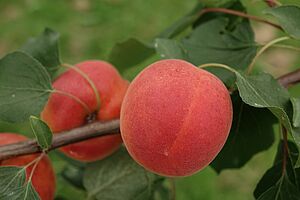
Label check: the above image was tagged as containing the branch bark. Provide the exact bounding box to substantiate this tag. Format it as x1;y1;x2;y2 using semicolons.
0;67;300;161
199;8;283;30
278;68;300;88
265;0;277;7
0;120;120;161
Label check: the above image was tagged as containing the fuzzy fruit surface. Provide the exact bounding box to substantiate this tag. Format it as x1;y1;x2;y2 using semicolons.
42;61;129;162
0;133;56;200
121;59;233;177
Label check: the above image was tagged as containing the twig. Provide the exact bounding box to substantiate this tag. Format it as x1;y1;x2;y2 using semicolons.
246;36;290;74
199;8;283;30
277;68;300;88
265;0;282;7
0;120;120;161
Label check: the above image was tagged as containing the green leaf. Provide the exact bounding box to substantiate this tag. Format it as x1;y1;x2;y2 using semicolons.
235;72;292;131
0;167;40;200
83;148;162;200
183;17;257;68
158;18;257;84
291;98;300;128
0;182;40;200
0;52;52;123
257;176;300;200
108;38;155;73
265;5;300;39
233;72;300;164
0;167;26;194
254;141;300;199
211;93;276;172
154;39;187;59
20;28;61;78
29;116;53;150
157;3;203;39
205;63;300;167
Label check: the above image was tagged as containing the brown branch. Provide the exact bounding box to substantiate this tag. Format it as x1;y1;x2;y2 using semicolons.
0;67;300;161
265;0;277;7
277;68;300;88
0;120;120;161
199;8;283;30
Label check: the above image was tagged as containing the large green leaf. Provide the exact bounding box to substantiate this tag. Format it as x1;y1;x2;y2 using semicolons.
183;18;257;69
157;3;203;39
265;5;300;39
157;18;257;84
211;93;276;172
254;141;300;199
29;116;53;150
83;148;162;200
0;167;40;200
108;38;155;73
0;52;52;123
0;182;40;200
20;28;61;78
154;39;186;59
234;72;300;165
0;167;26;194
235;72;292;131
257;176;300;200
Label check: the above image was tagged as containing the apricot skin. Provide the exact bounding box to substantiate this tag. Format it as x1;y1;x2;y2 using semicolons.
42;61;129;162
120;59;233;177
0;133;56;200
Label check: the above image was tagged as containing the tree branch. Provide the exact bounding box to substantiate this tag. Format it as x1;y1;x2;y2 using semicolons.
278;68;300;88
0;120;120;161
265;0;281;7
0;67;300;161
199;8;283;30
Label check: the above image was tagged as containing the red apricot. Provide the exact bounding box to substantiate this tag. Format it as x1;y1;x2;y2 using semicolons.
42;61;129;162
0;133;56;200
120;59;233;177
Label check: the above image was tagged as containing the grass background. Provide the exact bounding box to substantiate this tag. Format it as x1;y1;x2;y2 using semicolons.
0;0;300;199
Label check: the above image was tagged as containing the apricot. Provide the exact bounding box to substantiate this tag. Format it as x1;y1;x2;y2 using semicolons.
0;133;56;200
42;61;129;162
120;59;232;177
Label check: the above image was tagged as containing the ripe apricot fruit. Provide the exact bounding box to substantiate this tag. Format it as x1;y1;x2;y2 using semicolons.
0;133;56;200
120;59;233;177
42;61;129;162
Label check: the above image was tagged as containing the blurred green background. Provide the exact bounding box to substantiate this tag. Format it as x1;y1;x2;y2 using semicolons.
1;0;300;199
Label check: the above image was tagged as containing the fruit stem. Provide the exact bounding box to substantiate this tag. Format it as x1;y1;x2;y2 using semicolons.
52;89;91;114
198;63;237;75
169;178;176;200
246;36;291;74
61;63;101;111
265;0;282;7
266;44;300;52
27;153;45;182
